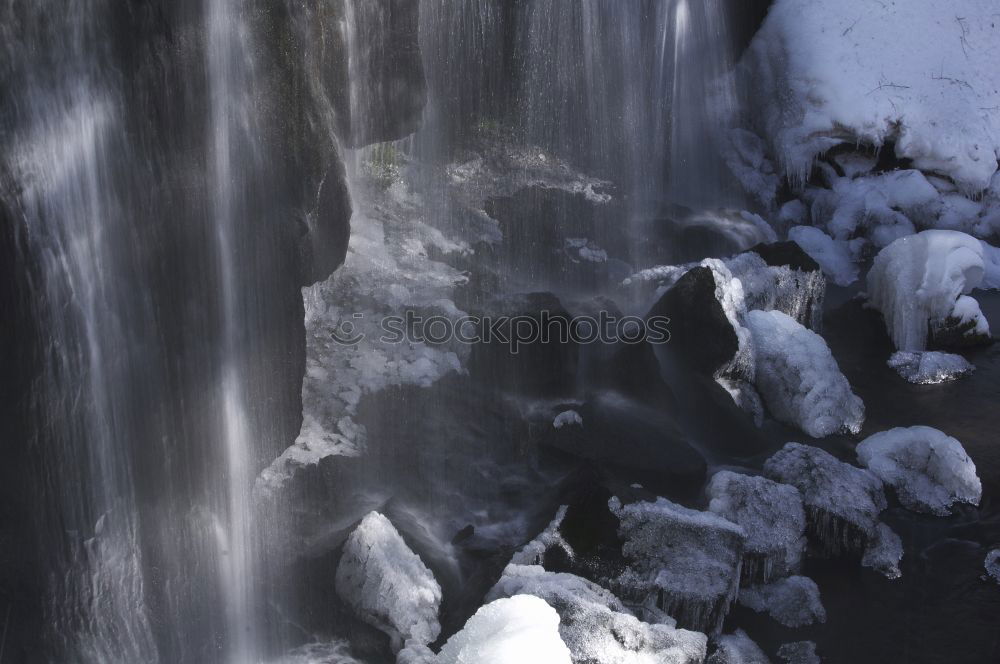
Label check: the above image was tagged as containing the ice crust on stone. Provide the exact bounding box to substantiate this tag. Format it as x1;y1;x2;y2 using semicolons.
487;564;708;664
738;576;826;628
861;522;903;580
764;443;887;556
746;310;864;438
788;226;860;286
739;0;1000;193
706;471;806;583
510;505;571;567
436;595;572;664
856;426;982;516
334;512;442;654
707;630;772;664
726;252;825;332
887;351;975;384
777;642;820;664
611;497;745;635
553;410;584;429
269;640;367;664
866;231;991;351
985;549;1000;584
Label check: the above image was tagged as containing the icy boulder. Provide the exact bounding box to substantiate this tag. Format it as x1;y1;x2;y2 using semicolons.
764;443;887;555
437;595;572;664
610;497;745;634
726;249;825;332
738;576;826;628
887;351;974;384
707;630;771;664
487;564;708;664
856;426;982;515
739;0;1000;193
746;310;864;437
334;512;442;654
788;226;860;286
861;522;903;580
985;549;1000;584
867;231;991;351
706;471;806;583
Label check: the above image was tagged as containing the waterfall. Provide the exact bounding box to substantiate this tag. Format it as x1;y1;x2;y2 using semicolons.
206;0;262;660
1;2;159;660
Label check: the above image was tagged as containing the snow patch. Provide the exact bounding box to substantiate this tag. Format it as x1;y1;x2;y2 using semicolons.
708;630;771;664
553;410;583;429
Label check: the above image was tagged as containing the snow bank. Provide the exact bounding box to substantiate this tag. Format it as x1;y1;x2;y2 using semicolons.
746;310;864;438
334;512;442;653
777;642;820;664
866;230;990;351
437;595;572;664
862;522;904;580
707;630;771;664
788;226;860;286
553;410;583;429
887;351;975;384
856;426;982;515
985;549;1000;584
738;576;826;628
487;564;707;664
764;443;887;556
740;0;1000;193
611;497;745;634
706;471;806;583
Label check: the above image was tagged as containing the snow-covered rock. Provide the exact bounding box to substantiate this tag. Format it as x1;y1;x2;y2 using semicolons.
706;471;806;583
738;576;826;628
764;443;887;556
553;410;583;429
746;310;864;437
867;231;991;351
707;630;771;664
788;226;860;286
610;497;745;634
985;549;1000;584
887;351;975;384
777;642;820;664
862;522;904;580
856;426;982;515
437;595;572;664
334;512;442;653
739;0;1000;194
487;564;708;664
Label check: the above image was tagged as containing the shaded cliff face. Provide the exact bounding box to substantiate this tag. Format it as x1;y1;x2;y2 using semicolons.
0;0;425;661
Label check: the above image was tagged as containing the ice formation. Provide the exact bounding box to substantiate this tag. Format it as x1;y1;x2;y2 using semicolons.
510;505;571;567
737;576;826;628
788;226;860;286
739;0;1000;193
746;310;864;438
436;595;572;664
706;471;806;583
610;497;745;634
856;426;982;515
334;512;442;654
861;522;904;580
866;231;991;351
487;564;708;664
777;642;820;664
887;351;975;384
985;549;1000;584
726;252;825;332
707;630;771;664
764;443;887;555
553;410;584;429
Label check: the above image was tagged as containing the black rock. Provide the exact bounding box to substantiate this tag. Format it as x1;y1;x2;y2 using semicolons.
749;240;820;273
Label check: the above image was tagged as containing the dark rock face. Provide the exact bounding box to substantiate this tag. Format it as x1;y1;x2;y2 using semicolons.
468;292;580;397
649;266;739;377
749;240;820;273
